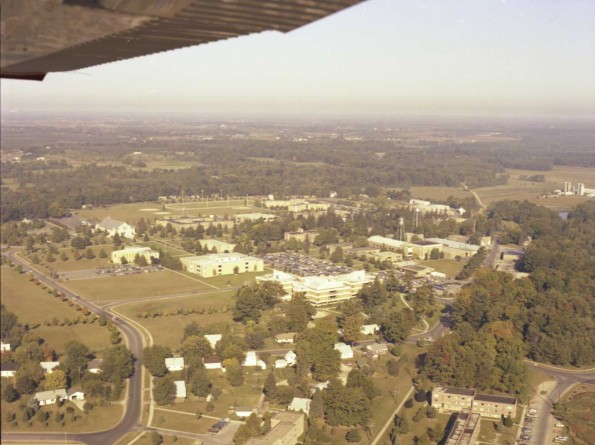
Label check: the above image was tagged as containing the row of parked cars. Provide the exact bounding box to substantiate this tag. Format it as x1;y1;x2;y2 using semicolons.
208;418;230;434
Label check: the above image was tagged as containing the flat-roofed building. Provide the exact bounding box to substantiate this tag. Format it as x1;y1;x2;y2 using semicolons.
245;411;304;445
234;213;277;223
181;253;263;277
427;237;479;259
432;386;517;419
200;239;236;253
409;240;443;260
157;216;235;231
397;263;434;277
111;247;159;264
432;386;476;412
368;235;408;254
444;409;481;445
284;229;319;243
367;251;402;263
257;269;370;306
472;393;517;419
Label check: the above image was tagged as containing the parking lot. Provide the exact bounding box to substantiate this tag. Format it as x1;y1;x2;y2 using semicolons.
259;252;353;276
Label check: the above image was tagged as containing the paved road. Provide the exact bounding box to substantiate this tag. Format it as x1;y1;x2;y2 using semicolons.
2;249;146;445
523;361;595;445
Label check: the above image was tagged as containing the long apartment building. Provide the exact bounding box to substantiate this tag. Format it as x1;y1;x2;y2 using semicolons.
432;386;517;419
368;235;443;260
256;269;370;306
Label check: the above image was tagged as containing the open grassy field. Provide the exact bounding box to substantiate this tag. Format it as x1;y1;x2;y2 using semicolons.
419;258;467;278
475;166;595;210
115;432;195;445
64;269;212;301
116;291;236;349
1;265;81;324
558;389;595;445
152;409;214;434
0;398;123;433
35;324;111;353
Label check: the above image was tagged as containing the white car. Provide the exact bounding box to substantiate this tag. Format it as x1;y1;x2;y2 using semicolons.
554;435;569;442
555;422;565;428
528;408;537;414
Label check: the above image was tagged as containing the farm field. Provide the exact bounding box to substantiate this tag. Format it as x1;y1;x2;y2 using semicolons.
475;166;595;210
64;269;211;301
408;186;471;201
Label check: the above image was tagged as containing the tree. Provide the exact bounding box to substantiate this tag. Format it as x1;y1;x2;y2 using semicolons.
323;380;371;426
358;278;388;309
286;293;316;332
98;248;108;258
387;358;400;376
85;247;95;259
503;413;513;427
182;321;202;339
63;340;90;382
274;386;295;405
330;247;344;263
310;389;324;418
101;345;133;381
223;358;243;386
189;366;212;397
112;232;122;247
150;431;163;445
2;384;19;403
346;369;380;400
233;412;264;444
299;319;341;381
143;345;172;377
381;309;415;344
180;336;212;362
263;372;277;400
394;415;410;434
153;377;176;406
44;370;67;390
346;429;362;443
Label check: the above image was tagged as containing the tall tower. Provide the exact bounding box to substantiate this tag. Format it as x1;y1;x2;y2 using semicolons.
414;208;420;230
577;183;585;196
397;217;405;241
564;182;572;194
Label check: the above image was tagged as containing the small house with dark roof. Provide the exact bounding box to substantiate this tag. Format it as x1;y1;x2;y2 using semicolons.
1;362;17;378
203;355;222;370
87;358;103;374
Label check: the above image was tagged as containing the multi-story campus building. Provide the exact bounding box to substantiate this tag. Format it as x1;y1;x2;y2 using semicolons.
199;239;236;253
181;253;263;277
111;247;159;264
432;386;517;419
256;269;370;306
367;235;443;260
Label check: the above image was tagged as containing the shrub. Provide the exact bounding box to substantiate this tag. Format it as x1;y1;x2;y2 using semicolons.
346;428;362;443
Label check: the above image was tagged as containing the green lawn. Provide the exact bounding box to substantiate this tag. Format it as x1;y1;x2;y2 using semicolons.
1;398;123;433
64;269;212;301
1;266;81;324
419;258;467;278
35;324;111;353
51;245;114;272
116;290;236;348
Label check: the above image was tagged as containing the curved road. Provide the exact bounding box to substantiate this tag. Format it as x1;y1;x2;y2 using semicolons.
2;249;146;445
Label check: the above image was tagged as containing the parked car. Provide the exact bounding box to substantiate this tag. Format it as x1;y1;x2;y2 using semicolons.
555;422;565;428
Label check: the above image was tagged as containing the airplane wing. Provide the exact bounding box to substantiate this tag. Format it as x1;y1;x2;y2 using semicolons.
1;0;363;81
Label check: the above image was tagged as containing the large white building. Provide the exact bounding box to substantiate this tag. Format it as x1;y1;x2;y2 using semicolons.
181;253;264;277
256;269;370;306
111;246;160;264
96;217;136;239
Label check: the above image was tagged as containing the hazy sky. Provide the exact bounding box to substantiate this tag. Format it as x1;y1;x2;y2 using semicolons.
2;0;594;119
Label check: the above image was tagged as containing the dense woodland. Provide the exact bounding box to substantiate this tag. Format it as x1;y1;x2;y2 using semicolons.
422;201;595;394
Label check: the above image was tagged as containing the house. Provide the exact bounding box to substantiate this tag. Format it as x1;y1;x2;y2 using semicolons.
274;359;288;369
1;362;17;378
360;324;380;335
67;388;85;401
96;217;136;239
111;247;159;265
243;351;258;367
174;381;187;399
87;358;103;374
284;350;297;366
165;357;185;372
245;411;305;445
204;334;222;349
356;358;370;370
275;333;297;344
365;343;389;359
256;359;267;370
35;389;68;406
334;343;354;360
40;361;60;374
288;397;311;415
235;406;255;418
0;341;10;352
181;253;264;277
203;355;222;370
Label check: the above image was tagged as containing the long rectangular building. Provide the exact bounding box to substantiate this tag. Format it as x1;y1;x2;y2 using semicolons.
444;409;481;445
181;253;263;277
432;386;517;419
256;269;370;306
